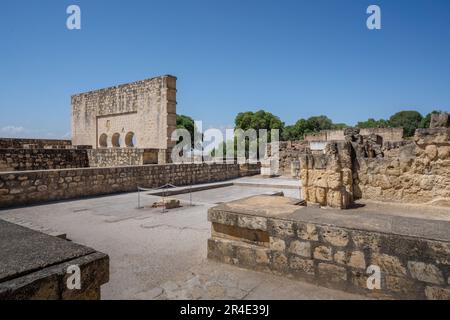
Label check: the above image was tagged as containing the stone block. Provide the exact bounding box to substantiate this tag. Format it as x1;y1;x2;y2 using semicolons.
321;226;349;247
317;263;347;283
407;261;445;285
313;245;332;261
288;240;311;258
372;253;407;276
289;257;314;275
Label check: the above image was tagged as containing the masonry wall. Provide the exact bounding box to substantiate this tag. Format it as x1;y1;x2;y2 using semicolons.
355;128;450;206
278;141;309;178
0;149;90;172
0;138;72;149
87;148;162;167
208;208;450;299
71;75;177;150
304;128;404;143
301;128;450;208
0;163;260;208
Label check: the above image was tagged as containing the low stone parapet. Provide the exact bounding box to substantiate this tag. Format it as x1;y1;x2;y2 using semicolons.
207;195;450;299
0;162;260;208
0;220;109;300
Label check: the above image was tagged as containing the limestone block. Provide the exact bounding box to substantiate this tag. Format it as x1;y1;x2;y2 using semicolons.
334;251;366;269
313;245;332;261
424;286;450;300
321;227;349;247
326;189;343;208
269;219;295;237
407;261;445;285
289;256;314;275
288;240;311;258
269;237;286;251
297;223;319;241
372;253;407;276
237;215;267;231
317;263;347;283
315;187;327;206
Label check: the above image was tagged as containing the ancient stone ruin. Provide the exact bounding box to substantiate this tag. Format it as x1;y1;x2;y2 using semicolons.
300;115;450;209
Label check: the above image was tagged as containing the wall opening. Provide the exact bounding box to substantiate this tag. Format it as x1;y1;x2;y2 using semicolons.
125;132;135;148
99;134;108;148
112;133;121;148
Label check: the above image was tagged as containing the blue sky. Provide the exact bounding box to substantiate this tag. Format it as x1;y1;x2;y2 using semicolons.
0;0;449;138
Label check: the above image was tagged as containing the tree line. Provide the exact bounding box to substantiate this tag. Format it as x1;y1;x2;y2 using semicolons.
176;109;444;152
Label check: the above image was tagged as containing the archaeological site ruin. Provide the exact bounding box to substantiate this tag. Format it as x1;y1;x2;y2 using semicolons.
1;74;450;300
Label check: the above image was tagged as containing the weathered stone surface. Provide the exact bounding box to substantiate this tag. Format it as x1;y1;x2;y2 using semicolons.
318;263;347;283
0;220;109;300
385;275;421;297
297;223;319;241
289;257;314;275
268;219;295;237
321;226;349;247
430;112;450;128
313;246;332;261
237;215;267;231
424;286;450;300
407;261;445;285
288;240;311;258
334;251;366;269
272;252;288;271
372;254;407;276
269;237;286;251
72;76;177;155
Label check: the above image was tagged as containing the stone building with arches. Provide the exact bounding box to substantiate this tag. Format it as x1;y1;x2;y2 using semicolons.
71;75;177;165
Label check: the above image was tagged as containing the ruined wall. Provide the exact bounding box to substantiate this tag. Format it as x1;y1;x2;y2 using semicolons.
301;126;450;208
304;128;403;143
71;75;177;152
0;163;260;208
300;141;354;209
278;141;309;177
355;128;450;206
360;128;404;141
0;149;89;172
0;138;72;149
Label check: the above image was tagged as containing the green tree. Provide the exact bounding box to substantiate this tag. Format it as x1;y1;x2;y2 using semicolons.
281;115;346;141
235;110;284;139
356;118;390;129
389;111;423;137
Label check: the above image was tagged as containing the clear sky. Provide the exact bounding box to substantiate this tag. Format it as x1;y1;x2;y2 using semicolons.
1;0;449;138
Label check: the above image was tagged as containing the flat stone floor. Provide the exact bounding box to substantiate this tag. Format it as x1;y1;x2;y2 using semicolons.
0;177;364;300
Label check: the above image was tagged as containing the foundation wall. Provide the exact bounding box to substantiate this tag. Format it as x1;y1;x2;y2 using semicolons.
208;208;450;300
0;163;260;208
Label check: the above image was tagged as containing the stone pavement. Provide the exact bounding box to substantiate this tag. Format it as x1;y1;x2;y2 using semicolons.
142;260;366;300
0;177;363;300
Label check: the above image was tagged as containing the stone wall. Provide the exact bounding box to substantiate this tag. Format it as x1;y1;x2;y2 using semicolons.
87;148;164;167
355;128;450;206
0;149;90;172
71;75;177;152
278;141;308;178
207;196;450;299
300;126;450;208
0;163;260;208
304;128;403;143
300;141;354;209
0;138;72;149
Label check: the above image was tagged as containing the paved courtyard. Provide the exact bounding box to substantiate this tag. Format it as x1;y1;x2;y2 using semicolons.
0;177;365;300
